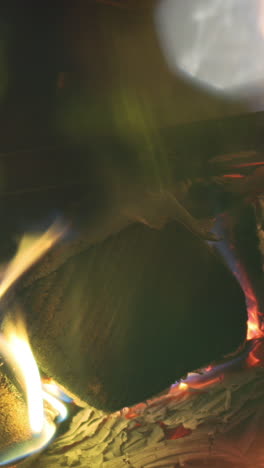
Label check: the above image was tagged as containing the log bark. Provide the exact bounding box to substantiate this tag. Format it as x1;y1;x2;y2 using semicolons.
20;341;264;468
3;115;264;414
0;3;263;465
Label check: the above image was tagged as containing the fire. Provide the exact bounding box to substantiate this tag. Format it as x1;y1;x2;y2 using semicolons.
211;214;264;341
178;382;188;391
235;267;264;341
3;319;44;434
0;221;66;300
0;318;69;466
0;221;69;465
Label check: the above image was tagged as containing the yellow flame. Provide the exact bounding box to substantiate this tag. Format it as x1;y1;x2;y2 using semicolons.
0;221;66;300
247;319;261;340
0;221;67;434
0;222;68;464
3;319;44;434
178;382;188;391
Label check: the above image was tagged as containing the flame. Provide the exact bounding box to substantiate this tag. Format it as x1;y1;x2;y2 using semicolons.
0;317;69;466
0;422;56;467
3;319;44;434
211;214;264;341
0;221;66;300
236;269;264;341
247;351;261;367
0;221;69;465
178;382;189;391
42;380;73;403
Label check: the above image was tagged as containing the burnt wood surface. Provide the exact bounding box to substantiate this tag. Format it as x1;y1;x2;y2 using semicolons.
13;220;247;412
20;343;264;468
17;203;264;468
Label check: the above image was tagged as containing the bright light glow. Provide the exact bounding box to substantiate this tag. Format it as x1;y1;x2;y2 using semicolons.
155;0;264;94
0;419;56;466
0;320;67;466
178;382;188;391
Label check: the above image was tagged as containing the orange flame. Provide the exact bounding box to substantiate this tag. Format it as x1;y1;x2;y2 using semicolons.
238;272;263;341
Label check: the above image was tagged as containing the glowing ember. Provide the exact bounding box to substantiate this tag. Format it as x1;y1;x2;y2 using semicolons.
223;174;245;179
231;161;264;168
246;350;261;367
235;266;263;340
178;382;189;391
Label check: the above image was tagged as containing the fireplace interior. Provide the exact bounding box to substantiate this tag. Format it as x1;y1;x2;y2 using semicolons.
0;1;264;467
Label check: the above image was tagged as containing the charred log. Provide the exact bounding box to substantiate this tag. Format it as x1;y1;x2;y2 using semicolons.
20;343;264;468
10;220;247;412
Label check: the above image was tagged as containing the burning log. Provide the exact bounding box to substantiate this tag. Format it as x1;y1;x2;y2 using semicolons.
0;3;263;465
0;116;262;462
0;167;260;466
13;219;247;412
19;341;264;468
0;318;70;466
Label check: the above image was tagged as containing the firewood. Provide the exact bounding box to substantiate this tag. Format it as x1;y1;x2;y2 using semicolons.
12;220;247;412
20;343;264;468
